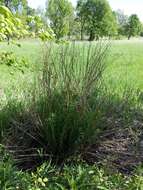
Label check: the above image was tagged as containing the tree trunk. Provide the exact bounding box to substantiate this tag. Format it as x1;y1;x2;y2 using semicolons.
81;30;83;40
68;32;71;40
80;18;84;41
128;34;131;40
7;35;10;45
89;31;95;41
80;24;84;40
96;35;99;41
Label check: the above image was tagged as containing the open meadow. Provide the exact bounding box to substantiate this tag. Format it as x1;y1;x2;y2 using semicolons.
0;39;143;189
1;39;143;88
1;0;143;188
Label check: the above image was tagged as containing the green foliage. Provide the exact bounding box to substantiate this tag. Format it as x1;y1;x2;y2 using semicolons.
0;145;17;189
125;14;141;39
115;9;128;27
76;0;117;40
0;51;29;72
140;23;143;37
46;0;74;39
0;156;143;190
76;0;87;40
0;0;28;13
114;10;128;36
26;15;42;33
0;96;28;142
26;15;55;41
0;5;54;43
0;5;28;41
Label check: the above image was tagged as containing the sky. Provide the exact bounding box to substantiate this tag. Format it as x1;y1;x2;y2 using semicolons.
28;0;143;22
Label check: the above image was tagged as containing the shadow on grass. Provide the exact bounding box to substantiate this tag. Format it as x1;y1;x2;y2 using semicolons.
84;89;143;174
0;88;143;173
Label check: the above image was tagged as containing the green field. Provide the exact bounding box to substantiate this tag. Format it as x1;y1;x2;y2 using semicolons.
106;40;143;91
0;40;40;91
1;40;143;189
1;0;143;188
1;39;143;92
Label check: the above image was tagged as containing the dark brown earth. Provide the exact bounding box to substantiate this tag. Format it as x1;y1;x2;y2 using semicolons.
3;110;143;173
84;116;143;174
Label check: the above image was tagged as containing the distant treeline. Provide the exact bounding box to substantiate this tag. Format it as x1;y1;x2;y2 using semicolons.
0;0;142;41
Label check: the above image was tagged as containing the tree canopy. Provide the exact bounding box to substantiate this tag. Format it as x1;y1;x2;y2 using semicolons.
46;0;74;39
0;5;55;42
0;0;142;41
0;5;27;41
76;0;117;40
125;14;141;40
0;0;28;13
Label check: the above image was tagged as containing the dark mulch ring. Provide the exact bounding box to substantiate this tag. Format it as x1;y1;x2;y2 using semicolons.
2;112;143;174
83;116;143;174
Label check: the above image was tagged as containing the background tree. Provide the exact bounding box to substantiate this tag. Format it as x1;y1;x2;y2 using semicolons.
0;0;28;13
140;23;143;37
76;0;117;41
100;10;118;38
125;14;141;40
76;0;87;40
25;4;35;16
114;9;128;36
46;0;74;39
115;9;128;26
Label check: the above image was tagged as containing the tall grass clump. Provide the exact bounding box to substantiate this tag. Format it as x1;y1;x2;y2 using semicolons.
33;42;109;159
3;42;109;166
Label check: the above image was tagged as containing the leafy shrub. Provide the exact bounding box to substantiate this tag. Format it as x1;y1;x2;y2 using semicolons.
0;51;29;72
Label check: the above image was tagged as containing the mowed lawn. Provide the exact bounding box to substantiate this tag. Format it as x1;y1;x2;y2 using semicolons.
0;39;143;94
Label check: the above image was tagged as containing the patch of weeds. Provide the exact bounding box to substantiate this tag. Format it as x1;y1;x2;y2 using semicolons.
0;97;29;142
1;42;109;168
0;51;29;73
0;144;19;190
0;156;143;190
